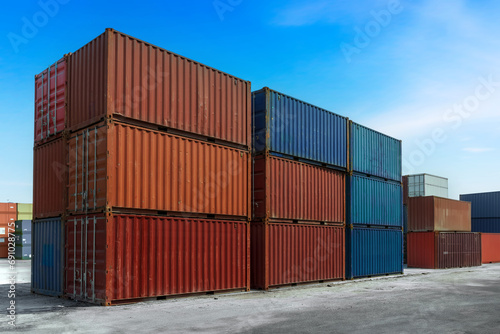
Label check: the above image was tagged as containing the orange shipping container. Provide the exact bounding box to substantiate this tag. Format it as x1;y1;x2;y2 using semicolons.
68;29;251;148
407;196;471;232
253;154;345;223
481;233;500;264
67;121;250;219
33;137;68;219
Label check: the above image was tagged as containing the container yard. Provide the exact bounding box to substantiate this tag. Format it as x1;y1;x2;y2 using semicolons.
2;2;500;332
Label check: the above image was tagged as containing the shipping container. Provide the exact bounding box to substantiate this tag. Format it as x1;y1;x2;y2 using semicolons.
35;56;67;144
350;122;401;182
253;154;345;223
0;243;8;258
345;227;403;279
15;232;31;245
15;245;31;260
347;174;402;227
33;137;67;219
403;176;408;206
406;174;448;199
481;234;500;264
471;218;500;233
252;87;348;169
0;202;17;223
65;214;249;305
68;28;251;148
15;220;32;234
251;222;344;290
67;121;250;219
460;191;500;218
403;205;408;264
407;196;471;232
17;203;33;220
407;232;481;269
32;217;65;297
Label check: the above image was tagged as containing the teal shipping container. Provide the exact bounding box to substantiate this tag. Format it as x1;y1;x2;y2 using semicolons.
350;121;402;182
347;174;402;227
346;226;403;279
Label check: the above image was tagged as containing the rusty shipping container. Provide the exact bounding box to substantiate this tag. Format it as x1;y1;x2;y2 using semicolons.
407;196;471;232
65;214;249;305
35;56;68;144
407;232;481;269
67;121;250;219
253;154;345;223
33;137;68;219
481;233;500;264
251;222;344;290
68;28;251;148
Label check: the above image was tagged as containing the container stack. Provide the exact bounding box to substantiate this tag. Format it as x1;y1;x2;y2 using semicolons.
0;203;17;258
346;123;403;279
460;191;500;263
32;29;252;305
402;174;449;263
407;197;481;269
251;88;347;289
15;220;32;259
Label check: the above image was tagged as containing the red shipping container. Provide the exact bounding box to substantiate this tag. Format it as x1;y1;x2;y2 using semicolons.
67;121;250;219
253;154;345;223
68;28;251;148
33;137;67;219
481;233;500;264
35;56;67;144
251;222;344;290
65;214;249;305
407;232;481;269
407;196;471;232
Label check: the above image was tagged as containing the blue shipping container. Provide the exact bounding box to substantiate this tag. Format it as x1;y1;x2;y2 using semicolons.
471;218;500;233
252;87;348;169
350;121;402;182
32;217;64;297
346;227;403;279
15;220;32;233
460;191;500;218
15;245;31;260
347;174;402;227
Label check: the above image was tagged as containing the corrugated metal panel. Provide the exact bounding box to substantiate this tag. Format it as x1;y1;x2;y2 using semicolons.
471;218;500;233
253;155;345;223
350;121;401;182
65;214;249;305
35;56;67;144
407;174;448;198
407;232;481;269
251;222;344;290
32;217;65;297
481;234;500;263
252;88;348;169
460;191;500;218
407;196;471;232
67;121;250;219
403;176;408;206
347;174;402;227
68;29;251;148
17;203;33;220
346;227;403;279
33;137;67;219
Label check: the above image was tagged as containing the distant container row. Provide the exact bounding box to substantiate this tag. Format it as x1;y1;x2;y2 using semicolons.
0;203;33;258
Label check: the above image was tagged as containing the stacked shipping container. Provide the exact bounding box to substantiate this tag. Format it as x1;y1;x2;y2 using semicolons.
15;220;32;259
0;203;17;258
251;88;347;289
346;122;403;279
32;29;251;304
460;191;500;263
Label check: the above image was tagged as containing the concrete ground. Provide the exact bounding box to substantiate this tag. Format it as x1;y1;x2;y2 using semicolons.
1;259;499;334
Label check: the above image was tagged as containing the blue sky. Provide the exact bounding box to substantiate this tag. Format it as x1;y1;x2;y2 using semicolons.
0;0;499;202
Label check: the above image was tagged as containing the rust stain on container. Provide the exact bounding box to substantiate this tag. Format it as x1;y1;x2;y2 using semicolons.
251;222;345;290
481;233;500;264
33;137;68;219
407;196;471;232
65;214;249;305
253;154;345;223
407;232;481;269
67;121;250;219
68;29;251;148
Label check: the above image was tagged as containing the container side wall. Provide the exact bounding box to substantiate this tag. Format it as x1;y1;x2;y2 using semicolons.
460;192;500;218
436;233;481;269
481;234;500;263
472;218;500;233
407;232;435;269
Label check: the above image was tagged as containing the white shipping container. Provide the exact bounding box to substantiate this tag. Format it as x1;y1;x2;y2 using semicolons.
407;174;448;199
